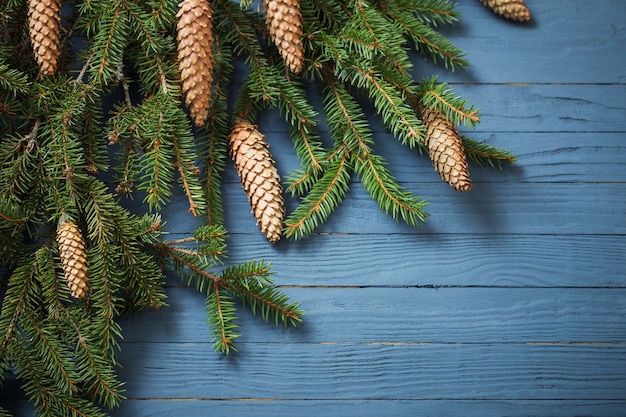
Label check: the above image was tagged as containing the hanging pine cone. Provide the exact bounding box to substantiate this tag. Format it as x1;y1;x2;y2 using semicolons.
176;0;214;127
229;121;285;243
27;0;62;76
263;0;305;74
57;219;89;299
480;0;532;22
421;107;472;192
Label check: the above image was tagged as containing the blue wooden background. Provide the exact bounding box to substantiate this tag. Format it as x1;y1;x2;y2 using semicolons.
4;0;626;415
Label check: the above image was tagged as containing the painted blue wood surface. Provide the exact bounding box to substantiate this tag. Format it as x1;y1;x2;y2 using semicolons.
3;0;626;416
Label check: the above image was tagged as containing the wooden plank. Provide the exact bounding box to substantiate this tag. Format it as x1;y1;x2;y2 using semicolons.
157;182;626;235
118;287;626;345
420;0;626;84
111;399;626;417
113;343;626;400
219;234;626;287
4;398;626;417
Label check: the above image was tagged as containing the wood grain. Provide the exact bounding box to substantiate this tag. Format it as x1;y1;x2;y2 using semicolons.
110;343;626;400
117;287;626;344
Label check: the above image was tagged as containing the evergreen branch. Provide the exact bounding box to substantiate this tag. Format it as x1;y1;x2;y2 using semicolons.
124;1;177;95
461;135;517;168
10;339;61;417
21;311;78;397
214;0;266;68
0;61;29;95
172;132;203;217
285;166;320;197
285;152;352;239
353;152;429;226
219;260;273;284
229;282;303;327
396;0;460;27
62;309;124;409
166;251;218;294
386;6;467;70
275;78;326;171
34;242;65;319
418;76;480;127
350;0;411;74
206;285;239;353
85;0;129;85
202;44;232;225
323;74;373;153
194;224;228;265
339;64;423;148
0;132;44;207
301;0;349;32
0;256;39;359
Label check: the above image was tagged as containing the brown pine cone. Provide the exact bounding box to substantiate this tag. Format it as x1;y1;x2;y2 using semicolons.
27;0;62;75
421;107;472;192
57;219;89;299
480;0;532;22
263;0;305;73
176;0;214;127
229;121;285;243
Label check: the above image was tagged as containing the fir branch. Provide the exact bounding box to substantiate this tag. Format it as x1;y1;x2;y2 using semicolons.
285;152;352;239
353;152;429;226
0;255;39;359
385;5;467;70
202;42;232;226
82;0;130;86
339;63;424;148
323;74;373;153
220;260;302;327
461;135;517;168
124;1;178;95
206;285;239;353
229;281;303;327
172;125;204;217
275;78;326;172
418;76;480;127
0;61;29;95
396;0;460;27
61;309;124;410
21;311;79;397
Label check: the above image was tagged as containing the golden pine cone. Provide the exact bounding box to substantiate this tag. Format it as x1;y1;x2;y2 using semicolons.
27;0;62;75
480;0;532;22
229;121;285;243
264;0;304;73
57;219;89;299
176;0;214;127
421;107;472;192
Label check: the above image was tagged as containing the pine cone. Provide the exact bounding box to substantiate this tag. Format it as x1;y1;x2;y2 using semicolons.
176;0;214;127
229;121;285;243
480;0;532;22
27;0;62;75
421;107;472;192
57;219;89;299
264;0;304;73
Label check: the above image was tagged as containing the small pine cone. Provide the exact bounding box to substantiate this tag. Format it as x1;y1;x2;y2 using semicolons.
27;0;62;75
480;0;532;22
229;121;285;243
57;219;89;299
176;0;214;127
264;0;304;73
421;107;472;192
